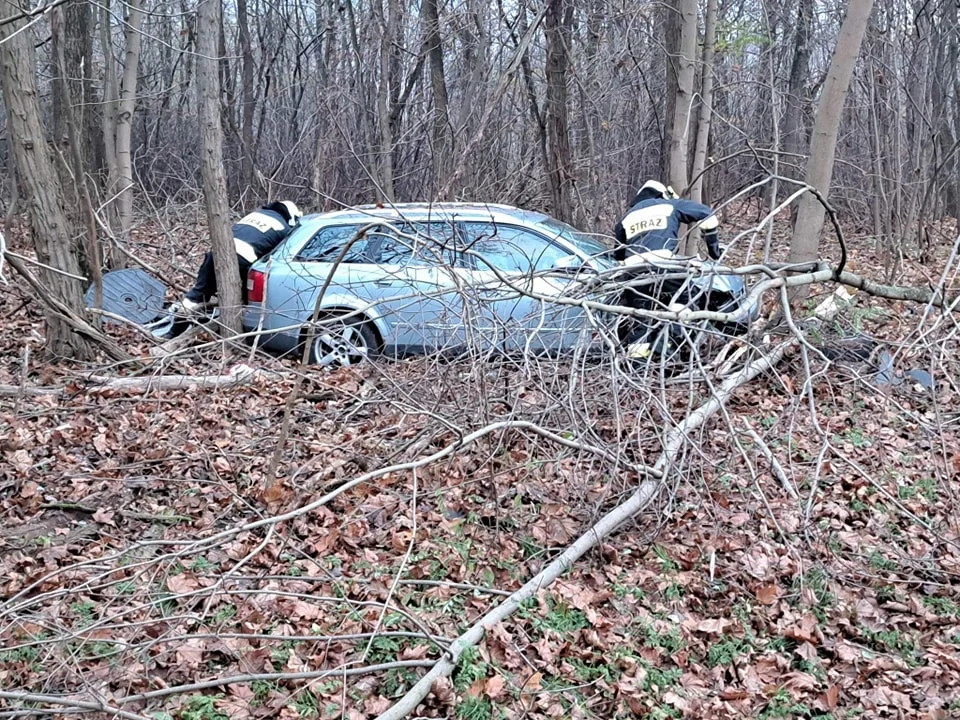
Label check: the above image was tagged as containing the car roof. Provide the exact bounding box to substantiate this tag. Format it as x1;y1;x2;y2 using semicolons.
303;202;551;227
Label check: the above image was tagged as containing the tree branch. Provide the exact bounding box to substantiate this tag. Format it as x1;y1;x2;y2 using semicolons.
375;339;796;720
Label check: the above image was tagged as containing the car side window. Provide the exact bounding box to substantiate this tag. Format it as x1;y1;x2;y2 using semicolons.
372;222;461;267
461;223;569;274
296;224;374;263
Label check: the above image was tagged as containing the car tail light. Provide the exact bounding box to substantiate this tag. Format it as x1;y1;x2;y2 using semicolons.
247;269;266;303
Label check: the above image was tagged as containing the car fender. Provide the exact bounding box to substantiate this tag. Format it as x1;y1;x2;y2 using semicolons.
304;289;391;342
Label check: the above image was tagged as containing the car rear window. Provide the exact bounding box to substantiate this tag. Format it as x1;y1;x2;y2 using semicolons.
296;224;374;263
371;222;460;266
295;221;461;266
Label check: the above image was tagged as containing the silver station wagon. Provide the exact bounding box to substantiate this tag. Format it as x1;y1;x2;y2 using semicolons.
241;203;619;365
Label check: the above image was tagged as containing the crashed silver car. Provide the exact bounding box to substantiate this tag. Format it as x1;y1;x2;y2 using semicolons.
241;203;619;364
241;203;758;365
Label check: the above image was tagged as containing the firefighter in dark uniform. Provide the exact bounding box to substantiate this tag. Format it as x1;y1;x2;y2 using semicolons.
180;200;303;312
613;180;722;352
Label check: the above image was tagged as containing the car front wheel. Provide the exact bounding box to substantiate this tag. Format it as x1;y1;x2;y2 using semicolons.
306;314;378;367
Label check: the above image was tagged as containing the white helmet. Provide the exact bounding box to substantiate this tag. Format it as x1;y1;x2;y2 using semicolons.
638;180;679;199
279;201;303;224
639;179;669;197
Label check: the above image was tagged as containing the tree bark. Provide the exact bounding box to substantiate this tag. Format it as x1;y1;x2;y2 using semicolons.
667;0;697;192
100;0;119;226
782;0;815;181
686;0;718;254
0;0;98;360
788;0;875;270
113;0;144;244
196;0;242;334
237;0;257;198
375;0;397;201
422;0;450;193
544;0;574;223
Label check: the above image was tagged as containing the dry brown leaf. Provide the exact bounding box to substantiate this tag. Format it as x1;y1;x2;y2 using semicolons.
520;672;543;694
755;583;779;605
696;617;731;634
166;573;200;595
821;685;840;710
484;674;505;699
176;638;205;669
362;696;392;714
290;600;322;620
399;644;430;661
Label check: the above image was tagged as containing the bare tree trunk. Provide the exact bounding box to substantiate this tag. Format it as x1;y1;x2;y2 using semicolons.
51;5;103;321
375;0;397;201
789;0;875;270
0;0;98;359
689;0;717;203
114;0;143;242
422;0;450;194
544;0;574;223
782;0;815;181
100;0;119;234
197;0;242;334
686;0;718;254
237;0;258;199
667;0;697;192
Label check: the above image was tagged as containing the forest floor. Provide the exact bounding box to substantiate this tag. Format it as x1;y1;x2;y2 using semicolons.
1;205;959;720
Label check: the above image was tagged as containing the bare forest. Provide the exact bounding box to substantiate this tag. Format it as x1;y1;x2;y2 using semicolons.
1;0;959;718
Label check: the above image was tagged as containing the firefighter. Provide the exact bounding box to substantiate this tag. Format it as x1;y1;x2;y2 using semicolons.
612;180;721;355
180;200;303;313
614;180;721;260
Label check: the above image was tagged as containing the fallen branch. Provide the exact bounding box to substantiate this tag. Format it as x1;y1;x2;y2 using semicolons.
375;339;796;720
742;421;798;499
0;364;273;398
0;383;64;398
0;692;149;720
148;323;206;357
85;363;268;393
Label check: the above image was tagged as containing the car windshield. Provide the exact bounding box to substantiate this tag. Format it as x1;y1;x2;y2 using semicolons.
536;218;617;269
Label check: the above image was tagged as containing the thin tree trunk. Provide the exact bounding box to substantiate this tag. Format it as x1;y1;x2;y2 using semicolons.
545;0;574;223
667;0;697;192
422;0;450;194
100;0;119;233
196;0;242;334
114;0;143;242
687;0;718;254
782;0;815;180
374;0;397;201
0;0;97;359
237;0;257;199
788;0;876;271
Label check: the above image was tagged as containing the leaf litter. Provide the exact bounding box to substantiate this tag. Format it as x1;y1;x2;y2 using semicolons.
0;213;958;719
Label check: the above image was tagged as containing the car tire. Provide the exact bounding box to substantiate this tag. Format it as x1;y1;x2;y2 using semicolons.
304;314;379;367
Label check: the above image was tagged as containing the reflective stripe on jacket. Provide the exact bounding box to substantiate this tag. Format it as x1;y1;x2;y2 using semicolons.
232;207;295;262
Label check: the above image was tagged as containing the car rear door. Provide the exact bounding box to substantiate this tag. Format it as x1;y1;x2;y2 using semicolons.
352;221;465;355
253;222;375;336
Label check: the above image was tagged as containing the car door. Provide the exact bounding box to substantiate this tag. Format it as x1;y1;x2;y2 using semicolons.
260;222;375;331
458;223;584;352
353;221;465;355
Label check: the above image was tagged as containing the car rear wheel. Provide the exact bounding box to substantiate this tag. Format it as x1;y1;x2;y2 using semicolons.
306;314;378;367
